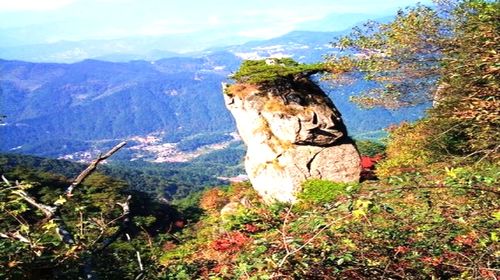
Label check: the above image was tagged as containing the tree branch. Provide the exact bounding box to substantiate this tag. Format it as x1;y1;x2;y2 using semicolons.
97;195;132;251
85;195;134;280
0;231;30;243
66;141;127;197
12;189;56;218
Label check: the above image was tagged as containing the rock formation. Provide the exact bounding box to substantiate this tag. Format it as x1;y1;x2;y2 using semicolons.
223;77;361;203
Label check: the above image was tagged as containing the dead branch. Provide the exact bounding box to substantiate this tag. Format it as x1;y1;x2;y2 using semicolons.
12;189;56;218
2;142;128;279
66;141;127;196
85;195;135;280
116;196;131;215
3;141;127;247
0;231;31;243
280;206;293;255
97;195;132;251
52;142;126;244
54;216;75;244
125;232;144;278
2;175;12;186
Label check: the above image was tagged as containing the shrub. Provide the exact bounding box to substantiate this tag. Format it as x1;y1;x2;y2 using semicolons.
377;118;473;178
298;179;358;204
199;188;229;213
355;140;386;157
230;58;325;85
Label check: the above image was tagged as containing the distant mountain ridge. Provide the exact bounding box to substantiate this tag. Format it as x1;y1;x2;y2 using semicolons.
0;12;383;63
0;30;343;63
1;54;238;150
0;30;428;160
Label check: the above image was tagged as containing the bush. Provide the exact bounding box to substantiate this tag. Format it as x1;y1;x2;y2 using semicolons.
199;188;229;213
377;118;473;178
230;58;325;85
355;139;386;157
298;179;358;204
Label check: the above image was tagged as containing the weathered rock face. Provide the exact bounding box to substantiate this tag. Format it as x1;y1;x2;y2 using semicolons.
223;78;361;203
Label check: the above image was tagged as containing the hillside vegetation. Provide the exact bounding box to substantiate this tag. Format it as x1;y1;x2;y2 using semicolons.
230;58;325;85
0;0;498;279
157;0;500;278
0;41;426;158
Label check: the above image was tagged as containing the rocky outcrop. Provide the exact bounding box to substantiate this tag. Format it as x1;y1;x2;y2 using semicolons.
223;78;361;203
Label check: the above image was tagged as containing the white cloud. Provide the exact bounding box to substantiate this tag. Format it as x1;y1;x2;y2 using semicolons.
0;0;75;11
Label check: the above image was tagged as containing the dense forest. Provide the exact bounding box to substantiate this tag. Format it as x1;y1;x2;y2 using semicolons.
0;40;425;159
0;142;246;200
1;0;498;279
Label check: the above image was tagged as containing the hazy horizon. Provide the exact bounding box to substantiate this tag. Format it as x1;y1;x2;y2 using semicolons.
1;0;432;47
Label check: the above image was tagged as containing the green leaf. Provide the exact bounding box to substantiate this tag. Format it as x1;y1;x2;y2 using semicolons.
491;232;498;242
20;224;30;234
492;211;500;221
54;196;67;206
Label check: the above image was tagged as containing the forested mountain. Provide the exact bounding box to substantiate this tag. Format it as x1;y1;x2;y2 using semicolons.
0;146;245;199
0;0;497;279
0;54;237;153
0;30;427;159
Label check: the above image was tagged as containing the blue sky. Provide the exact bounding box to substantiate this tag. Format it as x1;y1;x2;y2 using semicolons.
0;0;432;43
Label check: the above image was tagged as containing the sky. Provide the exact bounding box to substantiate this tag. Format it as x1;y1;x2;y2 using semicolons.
0;0;433;44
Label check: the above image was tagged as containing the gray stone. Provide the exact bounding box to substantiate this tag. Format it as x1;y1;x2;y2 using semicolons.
223;79;361;203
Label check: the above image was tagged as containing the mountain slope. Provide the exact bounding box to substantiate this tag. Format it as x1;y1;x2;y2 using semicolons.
0;56;237;151
0;31;428;159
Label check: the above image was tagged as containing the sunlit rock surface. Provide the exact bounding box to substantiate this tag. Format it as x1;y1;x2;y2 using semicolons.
223;78;361;203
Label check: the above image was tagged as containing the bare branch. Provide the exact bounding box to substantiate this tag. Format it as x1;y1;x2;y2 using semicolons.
0;231;31;243
96;196;132;252
280;206;293;254
12;189;56;218
2;175;12;186
66;141;127;196
116;195;131;215
125;233;144;272
51;215;75;244
85;195;140;280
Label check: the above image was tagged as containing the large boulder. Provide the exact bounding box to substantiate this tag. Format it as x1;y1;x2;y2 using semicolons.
223;78;361;203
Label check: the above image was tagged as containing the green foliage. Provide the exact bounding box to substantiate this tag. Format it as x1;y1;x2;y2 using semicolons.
443;164;499;195
176;132;233;152
328;0;499;161
158;160;499;278
376;115;487;178
171;191;204;223
0;165;187;279
355;139;386;156
231;58;326;85
0;153;241;200
298;179;359;204
376;121;436;177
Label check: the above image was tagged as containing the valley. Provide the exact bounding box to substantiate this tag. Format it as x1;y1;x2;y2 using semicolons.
58;131;241;163
0;30;428;164
0;1;497;278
